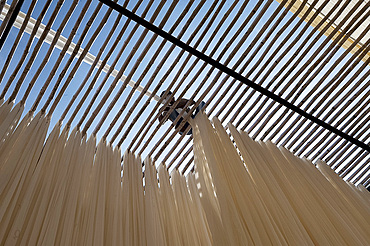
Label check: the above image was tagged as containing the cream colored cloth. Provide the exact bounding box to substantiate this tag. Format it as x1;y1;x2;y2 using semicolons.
192;113;369;245
0;108;369;245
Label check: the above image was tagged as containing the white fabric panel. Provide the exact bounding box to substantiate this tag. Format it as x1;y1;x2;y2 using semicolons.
0;108;369;245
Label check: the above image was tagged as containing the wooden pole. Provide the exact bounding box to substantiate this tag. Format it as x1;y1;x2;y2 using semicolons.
0;0;18;39
0;0;37;87
59;1;127;126
0;0;25;50
248;0;366;138
20;0;80;106
30;0;93;112
118;1;196;147
99;0;176;141
284;38;370;151
242;0;352;135
8;0;66;103
271;7;370;147
227;0;321;126
75;0;149;131
81;0;159;136
46;1;115;116
128;0;208;152
138;0;272;157
0;0;52;100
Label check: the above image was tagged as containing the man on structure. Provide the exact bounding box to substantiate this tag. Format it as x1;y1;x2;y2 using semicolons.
159;91;205;135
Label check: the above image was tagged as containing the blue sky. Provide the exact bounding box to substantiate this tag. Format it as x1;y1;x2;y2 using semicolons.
0;0;368;181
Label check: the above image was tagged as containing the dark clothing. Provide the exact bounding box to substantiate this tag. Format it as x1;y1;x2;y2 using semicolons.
162;101;206;135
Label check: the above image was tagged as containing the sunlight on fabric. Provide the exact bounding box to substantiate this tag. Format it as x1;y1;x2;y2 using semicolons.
1;104;369;245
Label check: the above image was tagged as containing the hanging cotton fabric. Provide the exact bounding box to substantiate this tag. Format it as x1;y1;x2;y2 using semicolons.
0;100;23;150
1;107;369;245
192;113;370;245
1;1;369;245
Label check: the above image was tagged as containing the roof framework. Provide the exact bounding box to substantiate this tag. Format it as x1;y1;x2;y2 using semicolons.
0;0;369;186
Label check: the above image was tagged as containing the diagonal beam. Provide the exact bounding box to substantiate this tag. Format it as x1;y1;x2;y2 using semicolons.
99;0;369;153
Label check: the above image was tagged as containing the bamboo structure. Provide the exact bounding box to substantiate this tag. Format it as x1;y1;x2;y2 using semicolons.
0;0;17;38
0;0;369;204
276;0;370;62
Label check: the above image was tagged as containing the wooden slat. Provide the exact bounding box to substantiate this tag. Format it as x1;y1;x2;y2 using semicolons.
307;96;370;161
75;1;150;131
120;0;208;152
168;137;192;168
30;0;94;112
277;12;370;148
60;4;126;126
168;0;308;170
130;0;218;154
218;0;298;123
47;0;120;117
163;0;253;168
295;66;370;157
120;2;210;152
351;154;369;184
65;0;140;130
0;0;6;18
0;0;18;37
205;0;268;117
122;0;200;149
0;0;37;87
8;0;65;103
227;0;312;125
155;0;369;176
284;39;370;151
116;1;201;147
0;0;53;100
20;0;79;106
337;133;370;177
159;0;242;164
313;102;370;162
246;0;356;136
210;0;276;119
103;0;178;142
276;0;370;62
236;0;335;130
91;0;167;137
81;0;156;136
148;0;275;160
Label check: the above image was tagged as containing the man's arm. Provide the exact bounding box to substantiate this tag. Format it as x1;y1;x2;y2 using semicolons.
176;98;195;108
158;113;164;122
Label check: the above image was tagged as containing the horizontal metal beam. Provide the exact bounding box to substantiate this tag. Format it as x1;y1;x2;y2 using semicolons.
99;0;369;153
